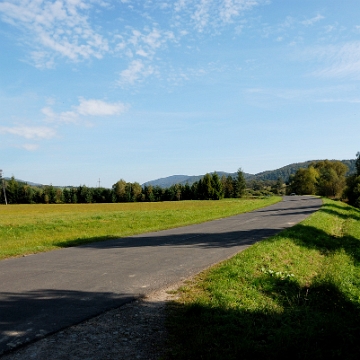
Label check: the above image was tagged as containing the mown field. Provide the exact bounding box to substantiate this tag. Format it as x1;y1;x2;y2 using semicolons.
0;197;280;260
166;198;360;359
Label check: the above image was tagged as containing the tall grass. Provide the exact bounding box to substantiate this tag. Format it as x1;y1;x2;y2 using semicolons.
0;197;280;260
167;198;360;359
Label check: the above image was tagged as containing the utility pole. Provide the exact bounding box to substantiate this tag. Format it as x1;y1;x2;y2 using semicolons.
0;170;8;205
98;178;101;188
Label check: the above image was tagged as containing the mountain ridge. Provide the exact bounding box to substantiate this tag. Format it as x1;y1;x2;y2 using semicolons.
142;159;356;188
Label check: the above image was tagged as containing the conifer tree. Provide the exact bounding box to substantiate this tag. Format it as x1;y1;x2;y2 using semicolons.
235;168;246;198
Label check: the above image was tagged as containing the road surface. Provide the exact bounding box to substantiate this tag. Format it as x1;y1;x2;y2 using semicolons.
0;196;322;355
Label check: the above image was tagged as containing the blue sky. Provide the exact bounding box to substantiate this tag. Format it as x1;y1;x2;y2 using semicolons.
0;0;359;187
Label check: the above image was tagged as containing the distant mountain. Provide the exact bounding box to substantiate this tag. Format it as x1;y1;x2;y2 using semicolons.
143;171;254;188
3;178;71;188
142;159;356;188
251;159;356;182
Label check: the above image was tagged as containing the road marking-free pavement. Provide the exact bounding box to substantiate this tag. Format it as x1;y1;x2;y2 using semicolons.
0;196;322;354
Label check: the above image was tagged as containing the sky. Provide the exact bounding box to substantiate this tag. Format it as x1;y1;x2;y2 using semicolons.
0;0;359;188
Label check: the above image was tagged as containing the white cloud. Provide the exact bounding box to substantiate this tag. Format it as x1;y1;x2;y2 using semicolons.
192;0;211;32
42;107;78;124
301;14;324;27
118;59;155;85
116;27;175;61
22;144;40;151
0;0;109;67
219;0;259;23
173;0;262;33
42;98;128;123
0;0;268;84
308;41;360;79
76;98;128;116
0;126;56;139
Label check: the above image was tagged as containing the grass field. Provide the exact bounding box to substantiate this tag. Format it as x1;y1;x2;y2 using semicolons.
166;198;360;359
0;197;280;260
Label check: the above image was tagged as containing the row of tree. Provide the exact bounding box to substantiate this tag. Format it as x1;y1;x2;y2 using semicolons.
0;169;248;205
287;153;360;208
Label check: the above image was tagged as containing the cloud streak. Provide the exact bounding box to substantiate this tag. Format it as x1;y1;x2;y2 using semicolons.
42;98;128;123
308;41;360;79
0;126;56;139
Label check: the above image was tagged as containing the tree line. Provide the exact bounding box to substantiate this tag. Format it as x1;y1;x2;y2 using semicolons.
4;155;358;208
0;169;249;205
287;153;360;208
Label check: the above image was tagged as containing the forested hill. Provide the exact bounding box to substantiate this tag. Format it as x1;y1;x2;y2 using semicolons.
251;159;355;182
143;159;356;188
142;171;253;189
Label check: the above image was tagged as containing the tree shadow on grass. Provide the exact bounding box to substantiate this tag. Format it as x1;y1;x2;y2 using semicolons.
166;276;360;360
318;202;360;221
166;205;360;359
274;223;360;265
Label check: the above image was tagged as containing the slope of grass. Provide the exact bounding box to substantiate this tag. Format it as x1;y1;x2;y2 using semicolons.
167;198;360;359
0;197;280;260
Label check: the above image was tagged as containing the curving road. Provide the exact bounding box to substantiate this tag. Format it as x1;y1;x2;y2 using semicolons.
0;196;322;355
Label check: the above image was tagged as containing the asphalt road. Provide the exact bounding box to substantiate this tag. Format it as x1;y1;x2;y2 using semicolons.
0;196;322;355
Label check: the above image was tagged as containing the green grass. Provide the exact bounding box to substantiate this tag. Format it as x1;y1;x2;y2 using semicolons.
0;197;280;260
166;198;360;359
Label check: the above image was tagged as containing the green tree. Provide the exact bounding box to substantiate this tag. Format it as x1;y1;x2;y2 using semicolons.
62;188;72;203
113;179;127;202
345;175;360;208
199;173;214;200
5;177;19;204
288;167;318;195
314;160;348;198
344;152;360;208
221;175;235;198
356;151;360;176
143;185;155;202
182;183;193;200
127;182;142;201
234;168;246;198
211;172;224;200
271;177;284;195
76;185;92;203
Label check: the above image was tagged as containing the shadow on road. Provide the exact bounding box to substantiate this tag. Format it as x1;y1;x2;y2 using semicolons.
52;199;322;250
0;289;133;356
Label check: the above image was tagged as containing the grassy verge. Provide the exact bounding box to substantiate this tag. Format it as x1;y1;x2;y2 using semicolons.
0;197;280;260
166;198;360;359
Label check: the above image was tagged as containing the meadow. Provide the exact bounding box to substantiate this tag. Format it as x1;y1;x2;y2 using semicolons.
166;198;360;359
0;197;280;260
